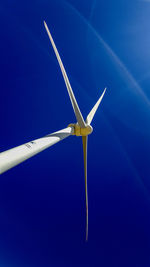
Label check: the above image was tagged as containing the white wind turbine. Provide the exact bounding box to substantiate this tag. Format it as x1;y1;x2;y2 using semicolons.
0;21;106;241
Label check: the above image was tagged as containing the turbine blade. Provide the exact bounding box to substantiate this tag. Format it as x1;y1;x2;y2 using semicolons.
86;88;106;125
0;126;74;174
82;135;88;241
44;21;86;128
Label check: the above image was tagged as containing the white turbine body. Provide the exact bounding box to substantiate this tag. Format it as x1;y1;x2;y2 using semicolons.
0;127;74;175
0;21;106;241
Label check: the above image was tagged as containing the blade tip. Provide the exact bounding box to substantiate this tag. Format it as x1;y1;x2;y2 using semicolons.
102;87;107;96
43;20;47;29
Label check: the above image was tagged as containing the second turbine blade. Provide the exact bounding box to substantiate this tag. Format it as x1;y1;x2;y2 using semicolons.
82;135;88;241
86;88;106;125
44;21;86;128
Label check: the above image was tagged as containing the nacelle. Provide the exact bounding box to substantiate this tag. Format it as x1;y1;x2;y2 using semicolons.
68;123;93;136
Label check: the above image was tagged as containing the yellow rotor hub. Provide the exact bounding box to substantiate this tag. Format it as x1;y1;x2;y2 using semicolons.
68;123;93;136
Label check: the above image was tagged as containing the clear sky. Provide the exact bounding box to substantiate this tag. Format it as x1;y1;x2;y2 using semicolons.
1;0;150;266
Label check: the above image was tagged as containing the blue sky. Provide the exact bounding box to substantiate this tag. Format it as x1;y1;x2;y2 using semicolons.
1;0;150;266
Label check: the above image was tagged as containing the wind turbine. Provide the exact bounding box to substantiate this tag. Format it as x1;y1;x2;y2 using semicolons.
0;21;106;241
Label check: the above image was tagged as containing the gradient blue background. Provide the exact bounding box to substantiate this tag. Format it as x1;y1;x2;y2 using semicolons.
1;0;150;266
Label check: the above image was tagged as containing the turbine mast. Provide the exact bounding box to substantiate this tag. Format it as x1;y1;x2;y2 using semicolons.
0;126;74;174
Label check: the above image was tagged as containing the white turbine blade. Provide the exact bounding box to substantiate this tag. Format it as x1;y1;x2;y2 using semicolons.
0;126;74;175
86;88;106;125
82;135;88;241
44;21;86;128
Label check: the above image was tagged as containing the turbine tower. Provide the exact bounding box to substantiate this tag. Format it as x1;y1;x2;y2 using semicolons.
0;21;106;241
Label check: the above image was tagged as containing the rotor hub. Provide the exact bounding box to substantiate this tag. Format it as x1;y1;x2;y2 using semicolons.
68;123;93;136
